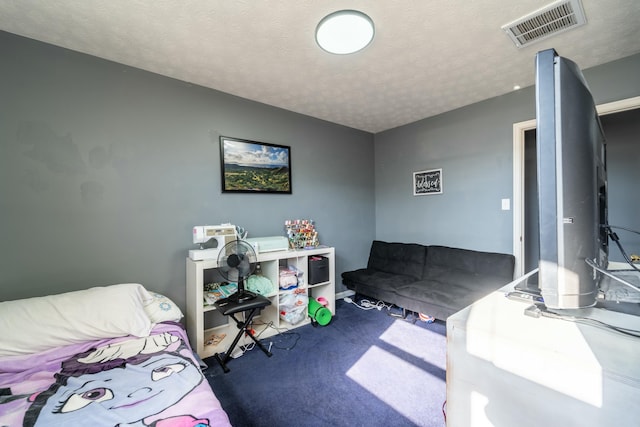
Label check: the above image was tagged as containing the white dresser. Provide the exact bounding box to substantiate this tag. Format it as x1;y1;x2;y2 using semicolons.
446;277;640;426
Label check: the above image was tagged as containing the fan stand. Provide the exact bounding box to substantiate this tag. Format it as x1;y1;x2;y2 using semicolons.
224;252;257;303
213;239;272;372
228;277;257;303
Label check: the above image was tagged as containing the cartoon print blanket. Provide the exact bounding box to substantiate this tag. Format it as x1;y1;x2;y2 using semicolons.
0;322;231;427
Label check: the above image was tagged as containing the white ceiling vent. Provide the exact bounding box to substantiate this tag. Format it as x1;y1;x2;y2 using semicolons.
502;0;587;48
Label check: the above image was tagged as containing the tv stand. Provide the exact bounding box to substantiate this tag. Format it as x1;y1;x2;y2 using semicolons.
447;276;640;426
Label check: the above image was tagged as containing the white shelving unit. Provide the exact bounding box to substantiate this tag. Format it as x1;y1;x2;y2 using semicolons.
186;246;335;359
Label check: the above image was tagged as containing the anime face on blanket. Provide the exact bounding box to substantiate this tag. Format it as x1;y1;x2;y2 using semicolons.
17;333;210;427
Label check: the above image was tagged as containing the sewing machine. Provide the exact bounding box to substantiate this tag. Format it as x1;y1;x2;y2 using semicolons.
189;224;237;261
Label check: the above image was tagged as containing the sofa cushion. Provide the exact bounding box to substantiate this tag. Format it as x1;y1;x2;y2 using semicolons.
342;268;417;304
367;240;427;280
423;246;514;282
399;272;510;307
342;268;418;290
393;277;498;319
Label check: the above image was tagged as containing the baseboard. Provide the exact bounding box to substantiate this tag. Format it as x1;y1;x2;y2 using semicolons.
335;290;355;300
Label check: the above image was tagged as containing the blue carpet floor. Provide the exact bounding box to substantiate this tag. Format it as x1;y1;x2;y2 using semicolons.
203;298;447;427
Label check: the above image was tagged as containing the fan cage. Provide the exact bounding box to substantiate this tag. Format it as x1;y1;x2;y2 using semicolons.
218;241;256;275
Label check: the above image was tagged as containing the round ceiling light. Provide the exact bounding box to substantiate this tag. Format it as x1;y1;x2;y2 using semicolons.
315;10;375;55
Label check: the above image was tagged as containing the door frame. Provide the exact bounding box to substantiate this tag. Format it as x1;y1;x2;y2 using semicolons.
512;95;640;277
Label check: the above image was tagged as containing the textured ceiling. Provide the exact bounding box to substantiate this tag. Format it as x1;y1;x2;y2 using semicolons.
0;0;639;133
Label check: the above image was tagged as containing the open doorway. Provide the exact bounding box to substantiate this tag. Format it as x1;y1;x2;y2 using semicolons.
512;96;640;278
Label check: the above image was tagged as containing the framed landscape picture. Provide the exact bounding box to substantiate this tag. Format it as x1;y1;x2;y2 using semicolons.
220;136;292;194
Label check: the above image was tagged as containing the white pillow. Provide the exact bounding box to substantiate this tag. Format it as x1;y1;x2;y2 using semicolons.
143;292;184;323
0;283;153;357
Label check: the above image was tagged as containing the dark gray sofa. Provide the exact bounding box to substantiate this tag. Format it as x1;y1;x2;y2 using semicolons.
342;240;515;320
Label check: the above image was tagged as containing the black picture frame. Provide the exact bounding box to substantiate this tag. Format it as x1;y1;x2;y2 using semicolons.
413;168;443;196
220;136;292;194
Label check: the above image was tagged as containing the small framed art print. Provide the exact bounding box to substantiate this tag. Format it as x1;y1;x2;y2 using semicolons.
413;168;442;196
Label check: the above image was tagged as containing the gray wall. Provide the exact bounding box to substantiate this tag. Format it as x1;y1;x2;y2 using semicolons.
523;107;640;275
374;89;535;254
520;56;640;274
0;31;375;308
601;109;640;260
2;29;639;310
374;53;640;256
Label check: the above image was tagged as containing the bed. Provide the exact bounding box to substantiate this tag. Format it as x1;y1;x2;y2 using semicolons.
0;283;231;427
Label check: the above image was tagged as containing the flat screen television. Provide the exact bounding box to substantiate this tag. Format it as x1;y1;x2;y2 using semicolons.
535;48;608;309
